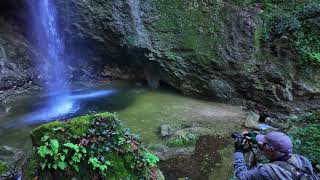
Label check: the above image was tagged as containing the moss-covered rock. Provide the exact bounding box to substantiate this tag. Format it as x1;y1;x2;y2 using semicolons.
23;113;163;179
30;112;111;146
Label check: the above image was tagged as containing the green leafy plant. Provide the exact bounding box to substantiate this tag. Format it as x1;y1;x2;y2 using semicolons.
287;111;320;172
36;136;86;172
288;124;320;171
306;111;320;123
308;52;320;63
145;152;160;167
295;33;320;65
167;133;198;147
289;111;320;124
85;116;160;177
88;157;111;172
297;2;320;19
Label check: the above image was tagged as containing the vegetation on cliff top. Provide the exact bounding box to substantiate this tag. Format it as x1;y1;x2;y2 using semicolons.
234;0;320;66
152;0;320;67
24;113;162;179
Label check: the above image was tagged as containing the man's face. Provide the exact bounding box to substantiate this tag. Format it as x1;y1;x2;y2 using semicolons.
259;143;276;160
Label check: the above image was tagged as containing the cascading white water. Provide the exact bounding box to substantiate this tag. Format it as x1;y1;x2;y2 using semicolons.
15;0;115;125
27;0;75;120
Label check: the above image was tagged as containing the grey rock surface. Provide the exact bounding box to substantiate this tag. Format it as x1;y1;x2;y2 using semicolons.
50;0;320;112
0;14;37;102
0;146;26;179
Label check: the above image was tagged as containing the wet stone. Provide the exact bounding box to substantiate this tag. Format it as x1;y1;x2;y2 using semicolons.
244;111;260;129
160;124;175;137
0;146;26;179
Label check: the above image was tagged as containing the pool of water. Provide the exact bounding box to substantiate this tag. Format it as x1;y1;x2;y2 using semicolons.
0;80;246;152
0;80;247;179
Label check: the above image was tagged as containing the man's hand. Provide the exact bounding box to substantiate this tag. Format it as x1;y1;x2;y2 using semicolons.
234;139;245;153
243;131;258;144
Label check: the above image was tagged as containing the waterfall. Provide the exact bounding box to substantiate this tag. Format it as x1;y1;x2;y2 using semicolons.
38;0;68;92
27;0;75;120
15;0;115;124
128;0;150;47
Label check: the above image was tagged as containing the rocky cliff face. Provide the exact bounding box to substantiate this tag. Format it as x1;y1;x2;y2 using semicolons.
1;0;319;112
0;0;37;103
51;0;320;112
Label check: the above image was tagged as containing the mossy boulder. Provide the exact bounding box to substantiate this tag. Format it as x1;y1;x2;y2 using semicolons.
0;146;26;179
23;113;164;180
30;112;111;147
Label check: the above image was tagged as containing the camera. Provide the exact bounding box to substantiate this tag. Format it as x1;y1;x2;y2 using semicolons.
231;132;244;142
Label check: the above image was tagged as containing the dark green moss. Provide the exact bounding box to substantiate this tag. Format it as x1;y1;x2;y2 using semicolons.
104;153;135;179
31;112;114;146
0;161;8;175
151;0;224;65
22;158;38;179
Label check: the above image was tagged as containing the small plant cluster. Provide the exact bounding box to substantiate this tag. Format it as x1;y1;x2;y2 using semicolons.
295;33;320;65
85;116;159;177
167;133;198;147
35;115;160;178
288;124;320;171
289;111;320;124
287;111;320;172
36;136;87;172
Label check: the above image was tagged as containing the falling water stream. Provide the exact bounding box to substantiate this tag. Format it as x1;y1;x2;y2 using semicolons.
31;0;73;113
23;0;112;124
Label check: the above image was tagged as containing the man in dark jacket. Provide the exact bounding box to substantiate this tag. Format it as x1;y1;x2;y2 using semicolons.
233;131;319;180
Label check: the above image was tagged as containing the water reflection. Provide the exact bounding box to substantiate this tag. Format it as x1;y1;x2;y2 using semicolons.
17;90;116;125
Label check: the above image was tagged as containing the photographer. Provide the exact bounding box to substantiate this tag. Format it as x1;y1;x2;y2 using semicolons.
233;131;319;180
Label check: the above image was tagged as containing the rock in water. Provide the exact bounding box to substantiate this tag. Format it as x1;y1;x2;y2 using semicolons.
160;124;174;137
0;146;26;179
